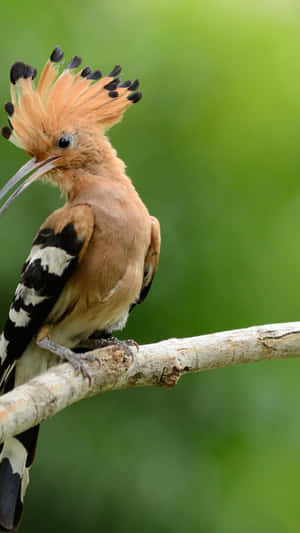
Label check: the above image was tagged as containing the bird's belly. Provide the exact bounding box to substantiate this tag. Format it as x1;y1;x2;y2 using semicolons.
46;261;143;347
49;305;129;347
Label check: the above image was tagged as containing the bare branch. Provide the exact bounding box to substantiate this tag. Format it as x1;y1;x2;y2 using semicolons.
0;321;300;443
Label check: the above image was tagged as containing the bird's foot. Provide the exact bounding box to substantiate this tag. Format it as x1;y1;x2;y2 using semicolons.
76;336;139;362
37;337;101;385
100;336;139;362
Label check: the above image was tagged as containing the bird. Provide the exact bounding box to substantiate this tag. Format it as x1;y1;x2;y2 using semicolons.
0;46;161;531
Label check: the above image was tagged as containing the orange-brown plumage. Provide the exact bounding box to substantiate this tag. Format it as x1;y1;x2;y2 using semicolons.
5;52;139;157
0;46;160;532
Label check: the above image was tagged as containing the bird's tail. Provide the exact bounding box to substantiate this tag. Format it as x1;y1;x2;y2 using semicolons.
0;424;39;531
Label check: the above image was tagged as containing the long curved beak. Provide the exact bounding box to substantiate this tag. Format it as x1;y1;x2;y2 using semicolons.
0;156;60;217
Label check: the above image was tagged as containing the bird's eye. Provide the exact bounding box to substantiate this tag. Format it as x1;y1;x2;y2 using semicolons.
58;136;71;149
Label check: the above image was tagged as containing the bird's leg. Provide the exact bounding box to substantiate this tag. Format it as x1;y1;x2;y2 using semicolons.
75;334;139;361
37;337;101;384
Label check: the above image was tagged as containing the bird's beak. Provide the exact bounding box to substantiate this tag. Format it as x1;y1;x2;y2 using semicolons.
0;156;60;216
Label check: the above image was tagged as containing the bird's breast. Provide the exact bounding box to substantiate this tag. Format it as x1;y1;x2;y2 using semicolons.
46;180;152;346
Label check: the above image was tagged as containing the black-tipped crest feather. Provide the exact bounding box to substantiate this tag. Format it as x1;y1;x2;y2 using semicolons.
67;56;82;70
129;79;140;91
23;65;35;79
104;78;121;91
81;66;92;78
10;62;26;85
50;46;64;63
86;69;102;80
127;91;142;103
109;65;122;77
1;126;11;139
120;80;131;88
4;103;14;116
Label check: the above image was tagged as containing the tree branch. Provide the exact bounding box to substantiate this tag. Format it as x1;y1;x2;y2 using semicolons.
0;321;300;443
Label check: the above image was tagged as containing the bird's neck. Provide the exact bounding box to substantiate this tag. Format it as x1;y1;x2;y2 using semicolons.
57;137;131;202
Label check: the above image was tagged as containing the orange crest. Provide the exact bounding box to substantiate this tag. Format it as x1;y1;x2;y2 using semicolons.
2;46;142;154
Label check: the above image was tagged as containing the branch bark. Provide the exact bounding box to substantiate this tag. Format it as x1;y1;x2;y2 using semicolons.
0;321;300;443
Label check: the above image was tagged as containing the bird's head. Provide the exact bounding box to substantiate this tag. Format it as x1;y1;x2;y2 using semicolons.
0;46;142;214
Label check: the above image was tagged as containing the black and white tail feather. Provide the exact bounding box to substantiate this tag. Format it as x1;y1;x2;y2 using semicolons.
0;222;84;531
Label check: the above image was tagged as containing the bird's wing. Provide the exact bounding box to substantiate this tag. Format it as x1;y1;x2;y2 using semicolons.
0;203;94;389
134;215;161;307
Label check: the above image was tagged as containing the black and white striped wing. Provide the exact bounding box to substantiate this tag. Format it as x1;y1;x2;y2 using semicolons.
0;219;89;389
0;206;94;531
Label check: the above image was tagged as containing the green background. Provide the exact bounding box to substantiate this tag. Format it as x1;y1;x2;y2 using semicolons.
0;1;300;531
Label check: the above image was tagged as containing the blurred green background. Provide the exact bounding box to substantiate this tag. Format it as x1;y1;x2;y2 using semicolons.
1;0;300;531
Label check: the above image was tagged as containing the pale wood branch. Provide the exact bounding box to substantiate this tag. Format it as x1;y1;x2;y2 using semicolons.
0;321;300;443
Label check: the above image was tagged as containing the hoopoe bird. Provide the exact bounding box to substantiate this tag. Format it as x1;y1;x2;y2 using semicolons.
0;46;160;531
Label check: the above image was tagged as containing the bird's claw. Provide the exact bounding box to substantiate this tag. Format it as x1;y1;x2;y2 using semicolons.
63;351;101;385
116;338;138;355
86;335;138;350
123;339;139;351
85;336;139;364
109;338;138;365
44;335;139;383
37;337;101;385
